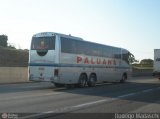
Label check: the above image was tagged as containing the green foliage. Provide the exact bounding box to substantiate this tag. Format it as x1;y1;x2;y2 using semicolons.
0;47;29;67
8;44;16;49
129;52;138;64
0;35;8;47
140;59;153;65
132;58;153;70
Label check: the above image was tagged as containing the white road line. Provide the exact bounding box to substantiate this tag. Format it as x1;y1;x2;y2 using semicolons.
44;111;55;113
141;88;154;93
73;92;138;109
117;93;137;98
21;86;160;119
73;99;108;108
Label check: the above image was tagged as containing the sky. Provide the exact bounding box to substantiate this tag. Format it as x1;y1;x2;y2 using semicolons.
0;0;160;60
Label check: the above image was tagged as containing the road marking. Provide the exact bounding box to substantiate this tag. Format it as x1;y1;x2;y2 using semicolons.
141;88;154;93
20;86;160;119
53;86;160;110
73;92;138;109
73;99;107;108
117;93;137;98
44;111;55;113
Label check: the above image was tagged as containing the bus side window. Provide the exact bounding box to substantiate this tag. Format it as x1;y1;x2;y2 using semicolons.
61;37;72;53
122;50;129;64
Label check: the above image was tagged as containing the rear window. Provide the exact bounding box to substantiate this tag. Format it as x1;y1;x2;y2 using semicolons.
31;36;55;50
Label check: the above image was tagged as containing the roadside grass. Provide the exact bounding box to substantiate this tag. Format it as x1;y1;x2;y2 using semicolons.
133;66;153;70
132;64;153;70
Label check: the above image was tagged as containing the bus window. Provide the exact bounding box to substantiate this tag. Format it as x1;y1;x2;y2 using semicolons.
122;50;129;64
31;36;55;50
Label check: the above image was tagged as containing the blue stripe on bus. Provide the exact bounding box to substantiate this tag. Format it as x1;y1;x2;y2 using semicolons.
29;63;130;69
29;63;59;67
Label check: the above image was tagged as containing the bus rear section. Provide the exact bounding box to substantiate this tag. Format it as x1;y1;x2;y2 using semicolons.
29;33;59;82
153;49;160;79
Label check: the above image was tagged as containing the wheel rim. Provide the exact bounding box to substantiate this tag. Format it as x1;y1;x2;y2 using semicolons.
80;79;85;86
90;77;95;85
88;75;96;87
121;75;126;83
122;75;125;81
79;75;87;87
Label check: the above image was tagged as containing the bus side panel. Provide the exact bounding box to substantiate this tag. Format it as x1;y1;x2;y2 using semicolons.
58;67;80;84
58;53;123;84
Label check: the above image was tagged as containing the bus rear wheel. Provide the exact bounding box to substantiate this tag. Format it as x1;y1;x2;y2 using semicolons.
120;74;127;83
78;74;87;88
87;74;96;87
54;83;64;87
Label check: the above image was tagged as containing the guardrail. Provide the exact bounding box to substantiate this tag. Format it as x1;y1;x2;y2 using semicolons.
0;67;28;84
0;67;153;84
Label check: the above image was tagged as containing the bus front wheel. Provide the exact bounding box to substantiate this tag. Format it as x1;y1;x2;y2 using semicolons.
54;83;64;87
78;74;87;88
120;74;127;83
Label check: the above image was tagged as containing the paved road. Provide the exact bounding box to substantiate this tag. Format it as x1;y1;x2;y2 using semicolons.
0;77;160;119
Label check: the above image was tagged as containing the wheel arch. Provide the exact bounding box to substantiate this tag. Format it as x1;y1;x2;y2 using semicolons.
80;72;88;80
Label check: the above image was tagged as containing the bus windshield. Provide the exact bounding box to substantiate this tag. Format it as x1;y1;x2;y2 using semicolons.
31;36;55;50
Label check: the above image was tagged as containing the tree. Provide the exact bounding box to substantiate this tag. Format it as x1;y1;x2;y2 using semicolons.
140;59;153;65
0;35;8;47
129;52;138;64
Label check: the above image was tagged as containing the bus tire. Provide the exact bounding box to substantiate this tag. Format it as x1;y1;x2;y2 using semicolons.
65;84;75;88
78;74;87;88
54;83;64;87
120;73;127;83
87;74;96;87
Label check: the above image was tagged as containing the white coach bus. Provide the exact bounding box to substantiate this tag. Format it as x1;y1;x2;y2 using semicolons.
29;32;132;87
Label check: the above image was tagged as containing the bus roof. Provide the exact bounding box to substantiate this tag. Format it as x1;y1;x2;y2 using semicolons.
33;32;83;41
